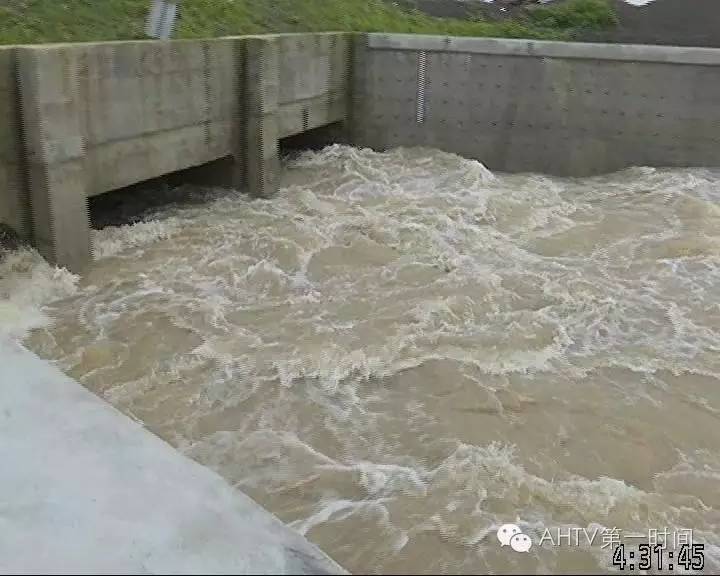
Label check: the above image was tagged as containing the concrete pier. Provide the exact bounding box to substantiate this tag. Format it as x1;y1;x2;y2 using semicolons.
0;338;346;575
18;45;91;273
0;46;28;242
244;36;281;198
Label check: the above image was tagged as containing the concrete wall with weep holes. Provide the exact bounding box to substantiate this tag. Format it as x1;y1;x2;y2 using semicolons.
352;34;720;176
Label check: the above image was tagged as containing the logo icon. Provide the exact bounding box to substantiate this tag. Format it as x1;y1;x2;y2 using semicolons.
497;523;533;553
510;532;533;553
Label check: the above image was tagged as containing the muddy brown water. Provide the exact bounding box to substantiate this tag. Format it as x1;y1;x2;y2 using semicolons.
2;145;719;573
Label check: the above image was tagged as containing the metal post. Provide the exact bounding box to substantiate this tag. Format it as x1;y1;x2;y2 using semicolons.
146;0;180;40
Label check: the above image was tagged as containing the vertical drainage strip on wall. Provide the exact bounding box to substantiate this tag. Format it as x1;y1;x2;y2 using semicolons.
416;50;427;124
202;42;211;147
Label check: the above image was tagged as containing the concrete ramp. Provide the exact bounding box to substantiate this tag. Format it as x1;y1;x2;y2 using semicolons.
0;339;347;575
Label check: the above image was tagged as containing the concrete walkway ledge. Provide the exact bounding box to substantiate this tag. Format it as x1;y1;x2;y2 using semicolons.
367;33;720;65
0;339;347;575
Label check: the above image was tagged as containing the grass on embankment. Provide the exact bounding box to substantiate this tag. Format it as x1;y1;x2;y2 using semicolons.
0;0;617;45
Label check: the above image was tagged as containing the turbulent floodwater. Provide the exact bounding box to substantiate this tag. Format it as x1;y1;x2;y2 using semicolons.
2;145;720;573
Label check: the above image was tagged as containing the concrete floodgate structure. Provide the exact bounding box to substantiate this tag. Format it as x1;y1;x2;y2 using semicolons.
2;31;720;574
3;33;720;271
0;33;353;272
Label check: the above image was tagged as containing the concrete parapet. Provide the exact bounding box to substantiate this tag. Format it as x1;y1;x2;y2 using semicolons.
366;33;720;65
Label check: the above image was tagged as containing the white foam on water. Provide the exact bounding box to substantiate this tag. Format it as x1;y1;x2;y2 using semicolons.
0;248;79;341
93;216;183;259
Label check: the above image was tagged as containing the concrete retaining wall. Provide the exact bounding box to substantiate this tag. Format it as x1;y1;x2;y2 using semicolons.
14;38;246;270
3;31;720;271
352;33;720;176
80;40;239;196
1;33;351;271
278;34;352;138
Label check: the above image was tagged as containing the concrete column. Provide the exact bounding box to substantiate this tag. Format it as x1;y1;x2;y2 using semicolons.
348;33;370;147
18;46;90;272
0;47;31;243
219;38;246;191
243;37;280;198
330;33;355;145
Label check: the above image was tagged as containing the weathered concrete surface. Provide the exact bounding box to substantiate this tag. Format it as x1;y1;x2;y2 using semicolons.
18;44;91;273
7;31;720;272
0;46;28;240
238;33;353;197
81;39;240;196
0;338;347;575
277;33;353;138
12;41;221;269
244;36;281;199
5;33;352;271
353;33;720;176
